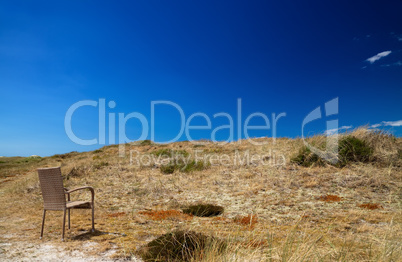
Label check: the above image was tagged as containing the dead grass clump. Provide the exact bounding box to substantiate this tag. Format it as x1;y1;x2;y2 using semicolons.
234;214;258;228
139;210;193;221
242;239;268;248
358;203;383;210
319;194;342;202
93;161;109;169
51;151;78;159
65;167;86;180
182;204;224;217
352;128;401;165
139;230;225;262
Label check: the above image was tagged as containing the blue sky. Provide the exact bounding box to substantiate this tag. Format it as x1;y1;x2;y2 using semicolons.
1;0;401;156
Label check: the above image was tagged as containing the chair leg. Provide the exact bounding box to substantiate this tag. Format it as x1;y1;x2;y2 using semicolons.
68;209;70;229
91;204;95;232
62;209;66;241
40;210;46;239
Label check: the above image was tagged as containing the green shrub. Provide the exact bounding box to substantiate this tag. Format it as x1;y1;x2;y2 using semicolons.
17;156;43;163
338;136;373;166
160;164;177;174
291;146;326;167
93;149;102;154
160;160;208;174
139;230;225;262
182;160;208;172
182;204;224;217
152;148;189;157
292;136;374;167
51;151;78;159
140;140;152;146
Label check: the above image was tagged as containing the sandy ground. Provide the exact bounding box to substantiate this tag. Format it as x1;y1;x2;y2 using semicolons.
0;234;142;261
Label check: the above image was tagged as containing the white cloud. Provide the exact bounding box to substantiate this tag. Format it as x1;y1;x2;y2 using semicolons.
366;51;392;64
381;61;402;67
325;126;352;135
382;120;402;127
370;120;402;128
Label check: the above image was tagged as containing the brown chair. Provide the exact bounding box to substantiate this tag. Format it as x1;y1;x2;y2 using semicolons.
37;167;95;241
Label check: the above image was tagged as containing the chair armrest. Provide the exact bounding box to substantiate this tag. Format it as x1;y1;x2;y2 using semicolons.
65;186;95;202
64;188;71;201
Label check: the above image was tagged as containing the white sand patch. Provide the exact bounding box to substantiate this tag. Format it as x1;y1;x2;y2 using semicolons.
0;241;142;261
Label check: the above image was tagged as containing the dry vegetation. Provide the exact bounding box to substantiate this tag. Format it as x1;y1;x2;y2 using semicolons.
0;128;401;261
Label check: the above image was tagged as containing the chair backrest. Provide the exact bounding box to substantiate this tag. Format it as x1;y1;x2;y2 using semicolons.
37;167;66;210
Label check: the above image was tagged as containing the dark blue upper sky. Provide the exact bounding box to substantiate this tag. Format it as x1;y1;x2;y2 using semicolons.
1;0;401;156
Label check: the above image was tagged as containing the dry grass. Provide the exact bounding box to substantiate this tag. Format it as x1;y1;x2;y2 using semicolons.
0;128;401;261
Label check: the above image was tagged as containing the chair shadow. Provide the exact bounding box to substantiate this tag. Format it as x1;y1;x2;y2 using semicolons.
70;229;108;241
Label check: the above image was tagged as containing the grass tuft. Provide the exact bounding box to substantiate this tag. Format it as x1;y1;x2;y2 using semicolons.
292;135;375;167
291;146;326;167
140;140;153;146
139;230;225;262
182;204;224;217
337;136;373;166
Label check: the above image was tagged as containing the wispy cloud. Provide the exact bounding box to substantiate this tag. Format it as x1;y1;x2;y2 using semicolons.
382;120;402;127
370;120;402;128
381;61;402;67
325;126;353;135
366;51;392;64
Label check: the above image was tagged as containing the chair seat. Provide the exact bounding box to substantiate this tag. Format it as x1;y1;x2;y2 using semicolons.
67;201;91;209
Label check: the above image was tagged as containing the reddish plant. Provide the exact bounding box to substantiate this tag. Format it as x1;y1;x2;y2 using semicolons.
358;203;383;210
319;194;342;202
234;214;258;228
212;217;228;222
107;212;126;217
139;210;193;221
